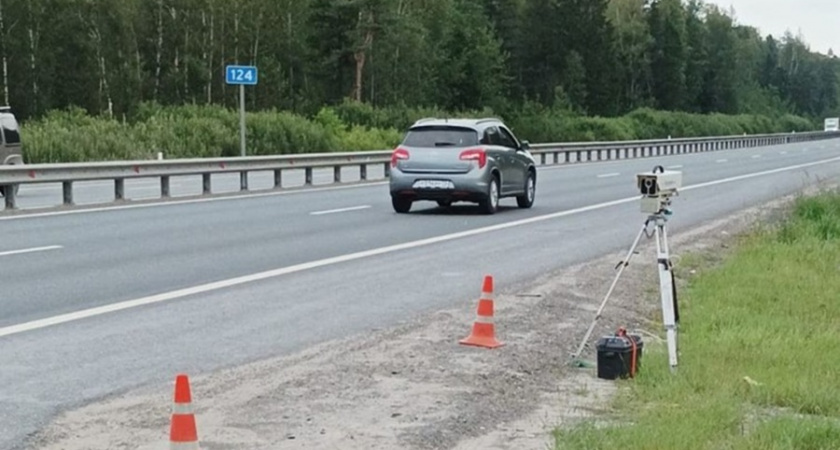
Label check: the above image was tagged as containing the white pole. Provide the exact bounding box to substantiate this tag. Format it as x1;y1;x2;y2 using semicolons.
239;84;246;157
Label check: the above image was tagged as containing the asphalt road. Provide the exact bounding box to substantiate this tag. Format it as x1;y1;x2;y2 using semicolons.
1;137;840;449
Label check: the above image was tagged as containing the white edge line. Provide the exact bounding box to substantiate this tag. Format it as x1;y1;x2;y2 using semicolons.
597;172;620;178
310;205;371;215
3;155;840;339
667;165;683;169
716;159;728;163
0;245;63;257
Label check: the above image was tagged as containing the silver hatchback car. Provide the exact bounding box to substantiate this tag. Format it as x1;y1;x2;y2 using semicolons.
389;117;537;214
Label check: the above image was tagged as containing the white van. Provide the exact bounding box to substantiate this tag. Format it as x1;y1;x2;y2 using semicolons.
0;106;22;197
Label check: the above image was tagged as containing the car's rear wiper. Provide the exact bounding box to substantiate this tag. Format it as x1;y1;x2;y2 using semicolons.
434;141;457;147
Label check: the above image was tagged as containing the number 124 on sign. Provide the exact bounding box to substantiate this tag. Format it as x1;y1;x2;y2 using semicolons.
226;65;258;85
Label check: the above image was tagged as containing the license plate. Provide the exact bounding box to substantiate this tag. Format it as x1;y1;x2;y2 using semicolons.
413;179;454;189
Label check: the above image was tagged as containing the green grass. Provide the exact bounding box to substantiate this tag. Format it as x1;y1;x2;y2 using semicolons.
555;191;840;449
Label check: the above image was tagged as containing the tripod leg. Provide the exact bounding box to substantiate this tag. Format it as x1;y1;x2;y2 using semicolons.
655;223;679;372
571;221;649;361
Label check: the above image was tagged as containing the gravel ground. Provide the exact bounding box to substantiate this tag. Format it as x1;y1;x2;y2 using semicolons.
23;188;820;450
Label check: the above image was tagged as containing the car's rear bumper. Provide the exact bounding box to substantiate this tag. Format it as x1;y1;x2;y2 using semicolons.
389;169;490;202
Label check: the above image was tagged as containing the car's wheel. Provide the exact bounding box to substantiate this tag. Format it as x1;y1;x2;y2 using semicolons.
516;170;536;208
392;196;412;213
479;175;500;215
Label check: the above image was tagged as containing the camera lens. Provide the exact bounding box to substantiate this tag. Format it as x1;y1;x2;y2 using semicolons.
643;178;656;194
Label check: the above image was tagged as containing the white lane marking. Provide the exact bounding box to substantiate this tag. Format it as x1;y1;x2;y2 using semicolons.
780;151;788;155
0;181;390;221
751;155;761;159
597;172;620;178
716;159;728;163
803;149;810;152
0;245;62;257
310;205;371;216
667;165;683;169
3;155;840;339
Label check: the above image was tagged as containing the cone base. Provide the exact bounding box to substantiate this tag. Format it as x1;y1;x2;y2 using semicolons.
459;335;504;349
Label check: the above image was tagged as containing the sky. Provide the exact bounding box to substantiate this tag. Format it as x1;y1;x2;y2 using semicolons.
704;0;838;55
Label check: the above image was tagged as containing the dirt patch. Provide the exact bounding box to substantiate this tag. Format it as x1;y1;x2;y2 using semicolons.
24;187;827;450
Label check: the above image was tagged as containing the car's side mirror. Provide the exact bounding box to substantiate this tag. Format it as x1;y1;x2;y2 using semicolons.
519;140;530;151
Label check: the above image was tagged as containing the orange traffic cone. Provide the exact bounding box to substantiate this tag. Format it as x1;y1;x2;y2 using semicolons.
169;374;200;449
460;275;504;349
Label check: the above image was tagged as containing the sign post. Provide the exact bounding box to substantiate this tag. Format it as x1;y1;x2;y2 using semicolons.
225;65;258;157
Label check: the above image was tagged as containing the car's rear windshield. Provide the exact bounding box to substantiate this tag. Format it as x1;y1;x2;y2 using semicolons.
402;126;479;147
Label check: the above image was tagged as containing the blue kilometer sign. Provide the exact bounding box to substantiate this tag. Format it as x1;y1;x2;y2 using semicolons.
225;65;258;85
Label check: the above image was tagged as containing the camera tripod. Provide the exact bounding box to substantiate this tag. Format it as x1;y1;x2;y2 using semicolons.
571;203;680;373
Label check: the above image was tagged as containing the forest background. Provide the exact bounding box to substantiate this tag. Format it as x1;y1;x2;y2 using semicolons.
2;0;838;162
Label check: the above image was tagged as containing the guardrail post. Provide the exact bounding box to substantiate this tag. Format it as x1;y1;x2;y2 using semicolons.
334;166;341;183
115;179;125;200
4;185;16;209
553;152;559;164
384;162;390;177
63;181;73;205
540;153;546;165
305;167;313;185
240;171;248;191
360;164;367;181
273;169;282;189
203;173;212;194
161;176;170;198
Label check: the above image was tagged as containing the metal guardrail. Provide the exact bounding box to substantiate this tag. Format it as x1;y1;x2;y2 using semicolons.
1;130;838;211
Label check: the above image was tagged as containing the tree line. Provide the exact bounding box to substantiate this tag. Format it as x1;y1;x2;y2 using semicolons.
0;0;836;123
2;0;839;163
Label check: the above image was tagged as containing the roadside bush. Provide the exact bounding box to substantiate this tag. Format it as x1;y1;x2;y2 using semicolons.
18;101;820;163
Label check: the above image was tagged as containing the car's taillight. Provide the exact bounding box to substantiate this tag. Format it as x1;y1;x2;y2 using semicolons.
459;148;486;168
391;147;410;167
